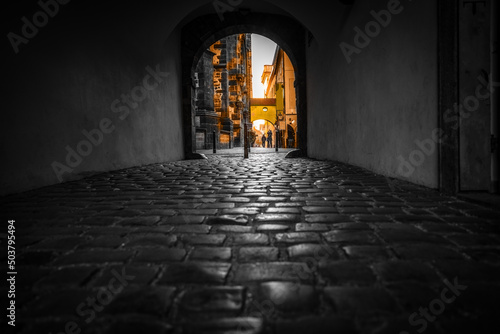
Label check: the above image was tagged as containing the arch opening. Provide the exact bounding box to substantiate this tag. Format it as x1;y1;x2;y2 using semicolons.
181;11;309;158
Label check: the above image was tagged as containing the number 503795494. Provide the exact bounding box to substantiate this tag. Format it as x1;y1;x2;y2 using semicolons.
8;221;15;268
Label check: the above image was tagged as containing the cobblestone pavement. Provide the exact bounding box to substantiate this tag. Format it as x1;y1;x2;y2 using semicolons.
2;154;500;334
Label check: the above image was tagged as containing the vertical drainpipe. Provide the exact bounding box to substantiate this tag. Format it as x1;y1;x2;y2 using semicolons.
491;0;499;193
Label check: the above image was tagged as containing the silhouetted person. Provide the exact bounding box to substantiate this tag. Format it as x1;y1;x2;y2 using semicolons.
267;130;273;148
250;131;256;147
261;134;266;148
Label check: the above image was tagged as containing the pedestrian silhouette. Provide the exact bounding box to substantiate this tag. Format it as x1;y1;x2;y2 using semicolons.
267;130;273;148
261;134;266;148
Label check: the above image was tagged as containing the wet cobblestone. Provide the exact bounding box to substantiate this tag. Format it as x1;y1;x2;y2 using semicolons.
2;153;500;333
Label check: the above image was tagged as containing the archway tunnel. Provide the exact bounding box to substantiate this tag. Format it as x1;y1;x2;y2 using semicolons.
2;1;499;331
3;0;473;195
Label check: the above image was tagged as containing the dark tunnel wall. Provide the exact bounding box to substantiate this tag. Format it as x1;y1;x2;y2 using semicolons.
2;0;186;195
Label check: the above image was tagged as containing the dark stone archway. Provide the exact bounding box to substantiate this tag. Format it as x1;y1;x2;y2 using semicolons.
181;12;309;158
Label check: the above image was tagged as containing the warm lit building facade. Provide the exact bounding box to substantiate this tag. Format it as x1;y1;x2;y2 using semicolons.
194;34;252;150
261;47;297;148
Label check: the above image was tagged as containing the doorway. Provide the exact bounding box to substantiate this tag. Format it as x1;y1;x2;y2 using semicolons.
181;12;309;159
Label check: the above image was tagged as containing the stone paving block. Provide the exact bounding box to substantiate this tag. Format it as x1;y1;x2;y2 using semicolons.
222;207;261;215
164;204;203;210
241;202;270;208
305;200;338;207
275;232;321;244
83;226;132;236
159;262;231;284
254;213;299;222
257;196;289;202
343;245;392;260
287;243;339;260
254;282;319;312
233;262;314;283
324;286;400;315
265;207;301;214
134;248;186;263
200;202;235;209
213;225;253;233
173;224;211;233
323;230;379;244
205;215;249;225
319;261;377;285
295;223;330;232
369;207;404;215
181;234;227;245
130;226;174;235
143;209;177;216
118;216;161;226
302;206;339;213
275;202;305;207
176;208;219;215
305;214;352;223
161;215;206;224
221;197;252;203
179;286;245;313
256;224;290;232
190;247;232;261
125;235;176;248
238;247;279;262
231;233;269;245
352;214;390;222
